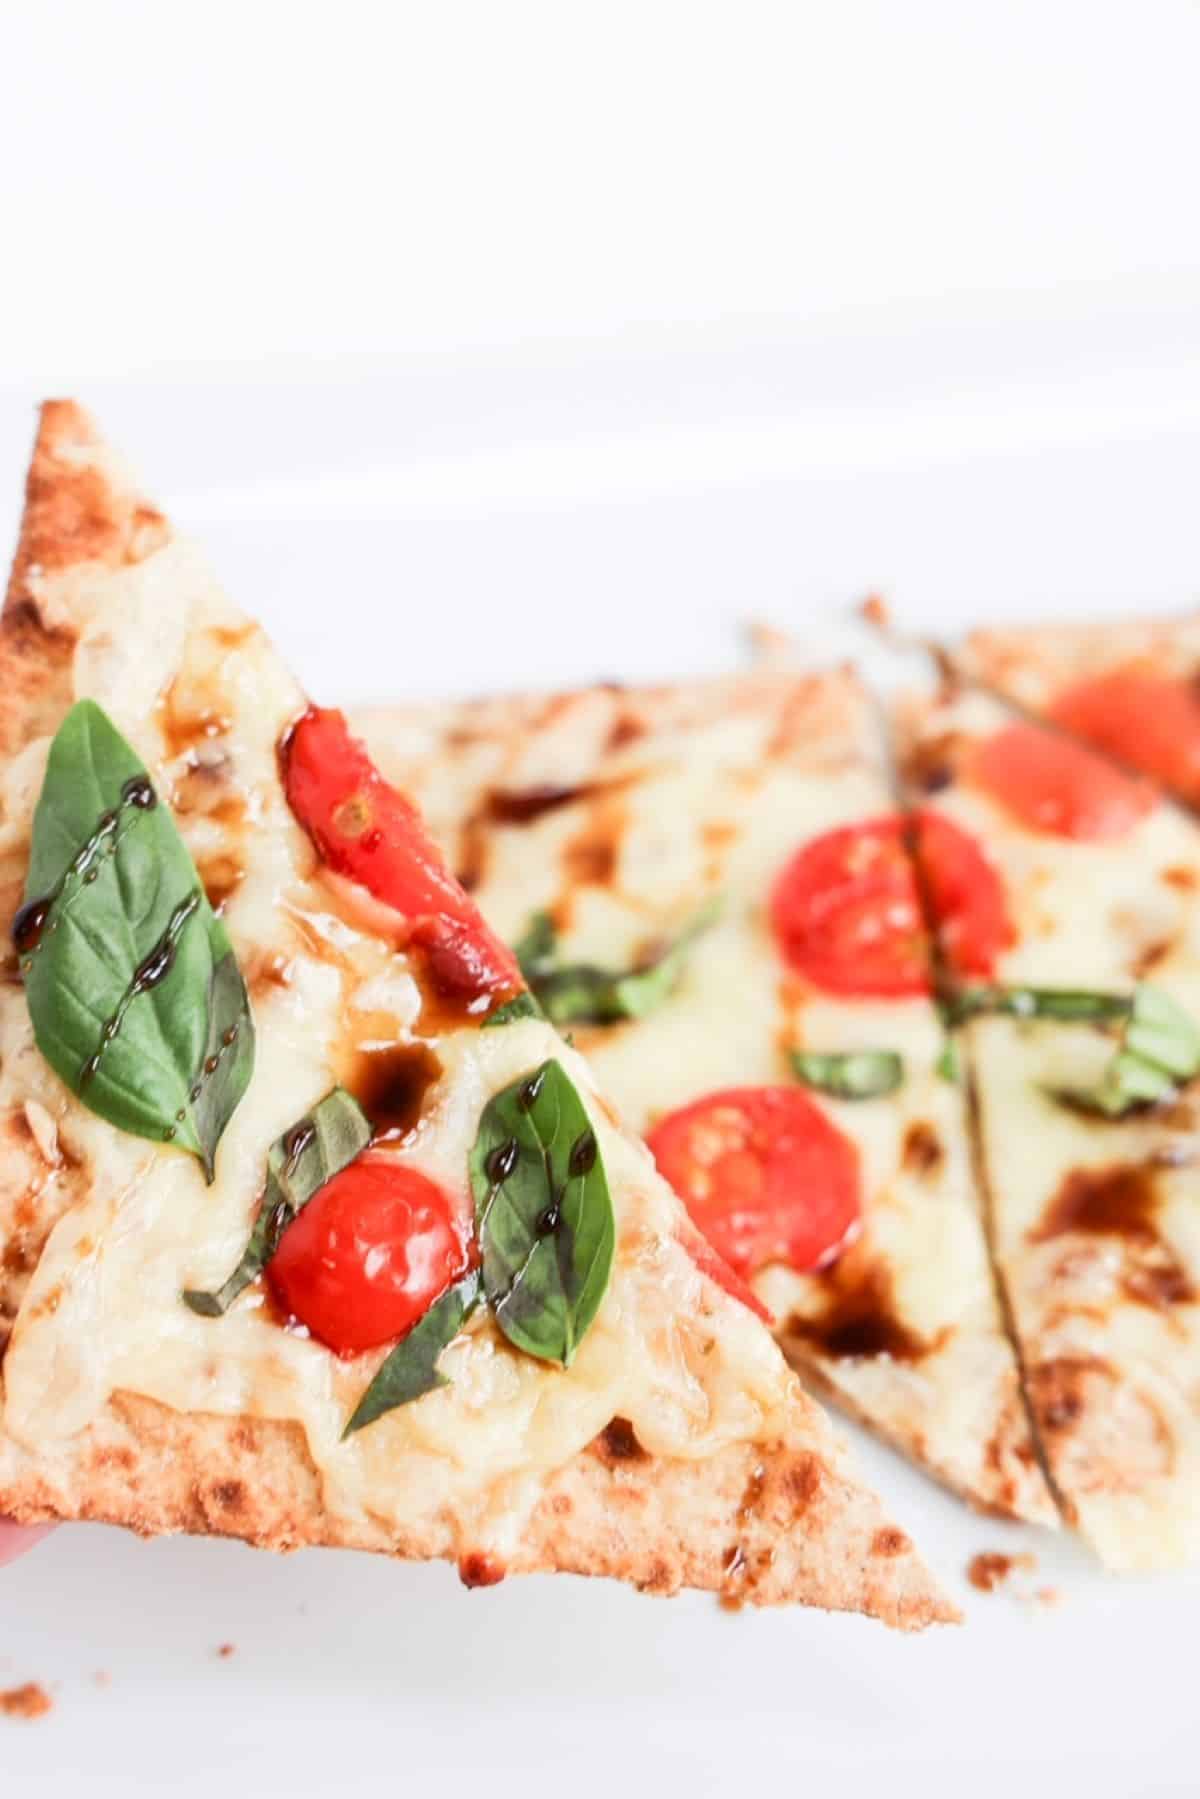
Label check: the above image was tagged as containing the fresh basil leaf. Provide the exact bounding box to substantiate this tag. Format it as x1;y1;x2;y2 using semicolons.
789;1047;903;1099
481;990;543;1029
468;1059;614;1365
183;1086;370;1316
935;1036;961;1083
515;898;720;1028
18;700;254;1179
951;985;1133;1025
342;1268;481;1436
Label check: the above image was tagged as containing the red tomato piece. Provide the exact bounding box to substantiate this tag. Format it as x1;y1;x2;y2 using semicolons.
283;707;522;1009
914;809;1014;979
770;817;929;998
1051;665;1200;807
268;1154;474;1356
647;1086;860;1279
677;1217;775;1324
971;719;1156;842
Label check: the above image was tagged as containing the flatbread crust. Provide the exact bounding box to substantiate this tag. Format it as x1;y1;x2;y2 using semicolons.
0;401;955;1627
959;614;1200;720
355;671;1053;1525
895;683;1200;1570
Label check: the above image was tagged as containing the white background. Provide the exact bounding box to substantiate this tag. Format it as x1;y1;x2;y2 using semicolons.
2;4;1200;1794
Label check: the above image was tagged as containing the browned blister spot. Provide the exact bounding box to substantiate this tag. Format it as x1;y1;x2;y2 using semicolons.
1163;865;1198;892
902;1120;944;1178
872;1527;910;1559
593;1416;648;1465
197;854;245;915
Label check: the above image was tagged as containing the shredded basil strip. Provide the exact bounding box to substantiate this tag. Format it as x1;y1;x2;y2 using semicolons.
789;1047;903;1100
481;990;543;1029
513;898;721;1028
950;985;1133;1025
18;700;254;1179
342;1269;481;1436
183;1087;370;1316
468;1058;614;1364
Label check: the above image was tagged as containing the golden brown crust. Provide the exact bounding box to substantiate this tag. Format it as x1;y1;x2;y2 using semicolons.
959;615;1200;715
0;401;956;1627
0;1391;955;1625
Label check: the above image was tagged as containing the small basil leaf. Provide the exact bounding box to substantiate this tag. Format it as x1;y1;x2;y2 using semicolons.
342;1268;481;1436
1048;983;1200;1119
935;1037;961;1083
469;1059;614;1365
183;1086;370;1316
789;1047;903;1100
516;898;720;1028
1123;983;1200;1080
952;985;1133;1025
18;700;254;1179
513;911;558;979
481;990;543;1029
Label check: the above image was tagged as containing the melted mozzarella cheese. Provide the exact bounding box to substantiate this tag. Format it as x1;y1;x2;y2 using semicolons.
358;676;1049;1518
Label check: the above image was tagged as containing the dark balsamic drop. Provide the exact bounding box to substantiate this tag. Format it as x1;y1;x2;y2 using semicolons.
519;1069;546;1112
282;1120;316;1178
132;935;178;994
486;1138;520;1185
536;1202;561;1237
121;774;157;810
349;1042;443;1145
568;1129;597;1178
12;897;52;955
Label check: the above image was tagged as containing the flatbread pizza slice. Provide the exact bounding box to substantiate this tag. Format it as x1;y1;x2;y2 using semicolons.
953;613;1200;810
896;681;1200;1569
0;402;954;1627
355;668;1053;1523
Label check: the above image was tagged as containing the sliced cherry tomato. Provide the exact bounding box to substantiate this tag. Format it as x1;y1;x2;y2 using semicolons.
914;809;1014;979
283;707;522;1010
971;719;1156;842
677;1217;774;1324
770;817;929;997
268;1153;474;1356
647;1086;860;1279
1051;664;1200;806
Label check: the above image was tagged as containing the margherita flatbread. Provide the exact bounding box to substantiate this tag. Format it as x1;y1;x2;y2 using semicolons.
0;402;954;1627
356;670;1053;1523
897;682;1200;1570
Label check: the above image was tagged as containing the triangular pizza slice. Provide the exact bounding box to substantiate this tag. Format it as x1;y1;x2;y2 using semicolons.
896;678;1200;1569
354;668;1053;1523
0;402;953;1627
954;613;1200;810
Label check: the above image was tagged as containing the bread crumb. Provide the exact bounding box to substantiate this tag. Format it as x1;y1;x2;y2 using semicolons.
216;1643;235;1660
0;1682;52;1721
1034;1586;1062;1608
966;1550;1037;1593
858;593;891;631
92;1671;110;1688
745;619;795;664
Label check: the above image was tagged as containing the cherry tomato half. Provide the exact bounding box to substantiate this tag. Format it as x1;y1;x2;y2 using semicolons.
970;720;1156;842
1050;664;1200;808
268;1153;474;1356
914;808;1014;980
283;707;522;1009
770;816;929;997
647;1086;860;1279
